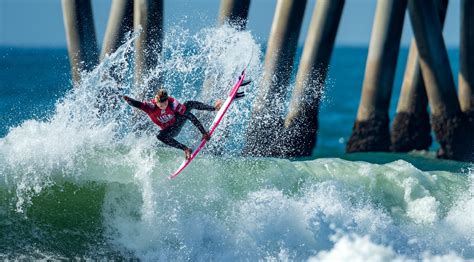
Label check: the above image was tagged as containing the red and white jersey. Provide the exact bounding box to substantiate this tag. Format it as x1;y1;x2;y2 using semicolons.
139;97;186;129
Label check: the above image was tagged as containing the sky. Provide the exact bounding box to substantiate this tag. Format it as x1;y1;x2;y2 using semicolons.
0;0;462;48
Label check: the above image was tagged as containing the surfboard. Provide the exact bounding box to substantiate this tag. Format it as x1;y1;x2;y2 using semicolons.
168;70;247;179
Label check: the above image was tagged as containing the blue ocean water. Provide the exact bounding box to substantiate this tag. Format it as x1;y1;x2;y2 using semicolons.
0;26;472;260
0;45;462;155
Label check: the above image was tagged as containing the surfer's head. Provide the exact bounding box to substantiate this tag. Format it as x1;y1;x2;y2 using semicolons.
155;89;169;103
155;89;169;109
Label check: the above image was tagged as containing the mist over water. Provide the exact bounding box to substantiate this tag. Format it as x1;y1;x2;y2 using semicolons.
0;25;473;260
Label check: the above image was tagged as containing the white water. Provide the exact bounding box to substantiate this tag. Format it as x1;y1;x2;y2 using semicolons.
94;157;472;260
0;25;473;260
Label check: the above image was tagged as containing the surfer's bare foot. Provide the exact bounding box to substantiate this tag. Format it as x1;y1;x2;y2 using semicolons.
202;132;210;141
184;148;192;160
214;99;223;110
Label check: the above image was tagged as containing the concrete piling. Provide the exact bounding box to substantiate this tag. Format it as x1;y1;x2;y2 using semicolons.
390;41;432;152
134;0;164;98
218;0;251;30
459;0;474;159
282;0;345;157
408;0;473;161
201;0;251;98
95;0;134;115
243;0;307;157
460;0;474;114
391;0;448;152
346;0;407;153
101;0;134;59
61;0;99;84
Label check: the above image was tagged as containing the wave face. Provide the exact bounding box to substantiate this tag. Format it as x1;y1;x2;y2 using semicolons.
1;152;472;260
1;25;473;260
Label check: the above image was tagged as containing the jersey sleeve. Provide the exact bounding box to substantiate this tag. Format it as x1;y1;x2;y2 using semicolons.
140;100;156;113
126;97;144;109
169;97;186;115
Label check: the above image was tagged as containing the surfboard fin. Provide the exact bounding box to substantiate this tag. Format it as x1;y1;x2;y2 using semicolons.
235;91;245;99
241;79;252;87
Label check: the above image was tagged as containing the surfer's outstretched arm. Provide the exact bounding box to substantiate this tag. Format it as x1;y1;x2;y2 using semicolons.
123;96;142;109
183;101;217;111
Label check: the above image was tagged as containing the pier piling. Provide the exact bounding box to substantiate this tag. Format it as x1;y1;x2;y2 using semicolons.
346;0;407;153
460;0;474;114
459;0;474;159
61;0;99;85
282;0;345;157
408;0;473;161
201;0;251;98
244;0;307;157
390;40;432;152
134;0;164;98
101;0;134;60
391;0;448;152
218;0;251;30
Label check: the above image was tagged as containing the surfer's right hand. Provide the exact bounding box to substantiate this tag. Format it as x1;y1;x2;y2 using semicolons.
123;95;132;104
202;132;211;141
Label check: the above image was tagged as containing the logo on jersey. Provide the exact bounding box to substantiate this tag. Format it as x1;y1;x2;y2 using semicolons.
158;114;174;123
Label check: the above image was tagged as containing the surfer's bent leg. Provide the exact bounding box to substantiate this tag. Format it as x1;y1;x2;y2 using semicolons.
157;128;188;151
184;101;215;111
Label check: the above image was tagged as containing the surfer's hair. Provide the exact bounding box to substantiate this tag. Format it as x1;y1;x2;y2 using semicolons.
156;89;168;102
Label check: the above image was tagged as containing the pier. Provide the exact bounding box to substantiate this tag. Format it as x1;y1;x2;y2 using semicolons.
61;0;474;162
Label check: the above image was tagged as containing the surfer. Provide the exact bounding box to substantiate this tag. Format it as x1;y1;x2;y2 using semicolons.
123;89;222;160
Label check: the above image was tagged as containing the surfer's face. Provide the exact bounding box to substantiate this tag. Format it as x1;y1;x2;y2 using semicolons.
156;99;168;109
